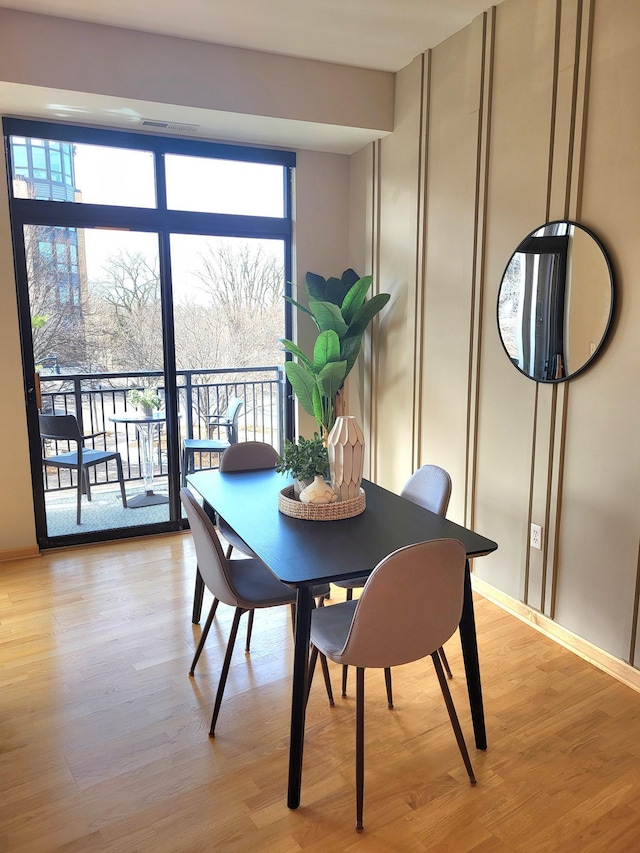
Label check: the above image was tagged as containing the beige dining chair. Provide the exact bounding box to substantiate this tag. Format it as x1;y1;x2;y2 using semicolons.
334;464;454;703
181;486;301;735
308;538;476;832
192;441;330;652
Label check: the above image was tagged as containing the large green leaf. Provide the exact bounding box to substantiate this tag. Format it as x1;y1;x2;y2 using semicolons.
283;295;313;318
341;333;364;378
284;362;316;418
341;275;373;324
313;330;341;372
348;292;391;336
311;384;324;429
308;301;349;336
316;360;347;399
305;270;357;306
279;338;313;370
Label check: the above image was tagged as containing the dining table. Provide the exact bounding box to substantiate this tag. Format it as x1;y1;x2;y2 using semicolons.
186;468;498;810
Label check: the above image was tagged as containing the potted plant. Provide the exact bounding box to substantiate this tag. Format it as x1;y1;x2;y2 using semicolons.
127;387;163;417
280;269;390;436
275;433;330;497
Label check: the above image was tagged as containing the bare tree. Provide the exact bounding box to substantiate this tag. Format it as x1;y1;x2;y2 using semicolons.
88;250;162;373
25;224;88;369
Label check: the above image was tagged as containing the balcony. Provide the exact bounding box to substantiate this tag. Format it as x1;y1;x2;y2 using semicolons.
39;366;286;537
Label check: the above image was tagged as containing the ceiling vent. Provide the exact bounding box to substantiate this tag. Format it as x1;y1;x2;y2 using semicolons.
139;119;200;134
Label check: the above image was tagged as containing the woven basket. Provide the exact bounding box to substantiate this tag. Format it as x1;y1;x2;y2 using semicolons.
278;485;366;521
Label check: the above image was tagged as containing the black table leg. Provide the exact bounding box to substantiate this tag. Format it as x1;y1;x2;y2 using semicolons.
192;568;204;624
458;559;487;750
288;585;313;809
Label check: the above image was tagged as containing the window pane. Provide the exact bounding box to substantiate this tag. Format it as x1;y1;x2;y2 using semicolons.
9;137;156;208
165;155;284;217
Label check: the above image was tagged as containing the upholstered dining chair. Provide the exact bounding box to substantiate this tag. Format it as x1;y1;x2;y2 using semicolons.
192;441;330;653
308;538;476;832
181;486;300;735
334;464;454;703
181;396;243;485
39;413;127;525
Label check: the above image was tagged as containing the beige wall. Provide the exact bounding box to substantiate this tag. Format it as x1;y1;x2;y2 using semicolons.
365;0;640;668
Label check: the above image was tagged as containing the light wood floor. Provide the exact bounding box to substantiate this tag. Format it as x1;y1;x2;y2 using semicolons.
2;534;640;852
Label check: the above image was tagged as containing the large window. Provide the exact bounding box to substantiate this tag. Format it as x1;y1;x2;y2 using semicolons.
4;118;295;548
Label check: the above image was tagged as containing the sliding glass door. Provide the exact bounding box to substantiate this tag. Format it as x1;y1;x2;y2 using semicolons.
4;118;294;548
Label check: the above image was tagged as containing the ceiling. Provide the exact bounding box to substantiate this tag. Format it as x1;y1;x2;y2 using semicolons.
0;1;496;152
0;0;493;72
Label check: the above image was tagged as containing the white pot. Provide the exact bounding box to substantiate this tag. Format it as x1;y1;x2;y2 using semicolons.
299;475;337;504
327;415;365;502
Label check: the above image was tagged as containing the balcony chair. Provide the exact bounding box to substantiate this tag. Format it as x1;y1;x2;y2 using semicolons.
192;441;330;653
181;487;333;736
181;396;243;486
334;464;454;704
39;413;127;525
308;538;476;832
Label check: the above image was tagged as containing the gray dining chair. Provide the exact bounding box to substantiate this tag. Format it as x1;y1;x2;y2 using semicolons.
181;396;243;486
192;441;330;652
181;486;300;736
334;464;454;703
182;486;334;734
39;413;127;524
308;538;476;832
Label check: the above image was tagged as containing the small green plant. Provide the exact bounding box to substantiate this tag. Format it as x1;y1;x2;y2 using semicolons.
127;387;163;411
275;434;329;482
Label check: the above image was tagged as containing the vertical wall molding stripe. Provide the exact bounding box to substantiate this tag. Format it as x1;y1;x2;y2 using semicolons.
412;51;430;471
466;7;493;532
570;0;593;220
366;139;382;482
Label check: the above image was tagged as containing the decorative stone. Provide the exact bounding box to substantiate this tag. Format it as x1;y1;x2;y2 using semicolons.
299;475;338;504
327;415;365;502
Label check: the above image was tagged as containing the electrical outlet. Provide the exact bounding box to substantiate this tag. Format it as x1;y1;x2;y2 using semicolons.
530;523;543;550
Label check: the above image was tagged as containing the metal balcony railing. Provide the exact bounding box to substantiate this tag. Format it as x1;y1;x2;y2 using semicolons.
38;366;286;493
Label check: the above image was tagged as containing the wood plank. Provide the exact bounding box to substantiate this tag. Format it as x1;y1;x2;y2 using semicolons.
1;533;640;849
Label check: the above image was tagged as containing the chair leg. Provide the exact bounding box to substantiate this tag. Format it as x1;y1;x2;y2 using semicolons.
342;588;354;696
189;596;219;675
83;469;92;501
384;667;393;710
210;607;245;737
245;609;255;653
116;456;128;508
431;652;476;785
306;644;318;708
355;667;365;832
76;472;82;525
438;645;453;679
320;653;335;706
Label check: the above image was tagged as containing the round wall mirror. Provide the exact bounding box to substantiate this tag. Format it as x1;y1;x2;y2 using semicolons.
497;221;614;382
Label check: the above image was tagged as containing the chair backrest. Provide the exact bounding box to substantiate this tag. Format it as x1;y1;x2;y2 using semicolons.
337;539;466;669
219;440;278;472
180;487;242;609
39;413;82;445
224;397;244;443
400;464;452;517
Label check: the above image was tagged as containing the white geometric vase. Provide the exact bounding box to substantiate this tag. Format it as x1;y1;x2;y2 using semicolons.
327;415;365;502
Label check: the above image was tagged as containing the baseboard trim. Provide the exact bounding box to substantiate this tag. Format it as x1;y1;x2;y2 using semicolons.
0;545;40;563
472;574;640;695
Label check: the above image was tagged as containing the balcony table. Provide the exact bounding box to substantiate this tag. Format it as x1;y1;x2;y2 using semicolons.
110;411;168;507
187;468;498;810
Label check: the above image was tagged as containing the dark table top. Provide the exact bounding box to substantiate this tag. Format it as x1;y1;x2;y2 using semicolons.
187;469;498;587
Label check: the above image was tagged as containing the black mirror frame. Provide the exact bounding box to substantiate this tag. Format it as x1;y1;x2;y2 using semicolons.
496;220;615;384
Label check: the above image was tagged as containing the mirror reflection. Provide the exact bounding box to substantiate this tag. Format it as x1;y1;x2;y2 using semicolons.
497;221;614;382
